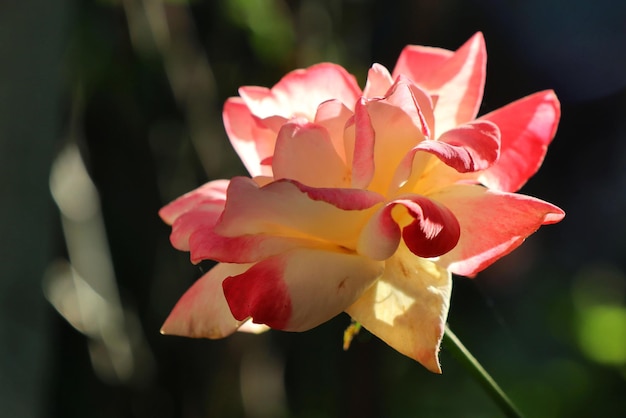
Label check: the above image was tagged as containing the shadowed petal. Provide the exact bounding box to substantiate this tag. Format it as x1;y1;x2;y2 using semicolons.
346;245;452;373
431;184;565;277
479;90;561;192
159;179;228;225
223;249;384;331
161;263;252;339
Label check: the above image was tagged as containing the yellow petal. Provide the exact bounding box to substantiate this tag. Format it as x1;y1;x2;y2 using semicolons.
346;244;451;372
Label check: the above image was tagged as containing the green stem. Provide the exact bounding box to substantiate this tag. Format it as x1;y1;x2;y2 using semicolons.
443;324;524;418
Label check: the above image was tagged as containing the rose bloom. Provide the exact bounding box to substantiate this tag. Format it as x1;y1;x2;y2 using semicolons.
159;33;564;373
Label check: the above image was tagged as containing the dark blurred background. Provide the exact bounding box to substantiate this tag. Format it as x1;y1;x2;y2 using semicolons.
2;0;626;417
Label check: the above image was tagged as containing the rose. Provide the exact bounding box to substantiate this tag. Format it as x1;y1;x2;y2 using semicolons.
159;33;564;372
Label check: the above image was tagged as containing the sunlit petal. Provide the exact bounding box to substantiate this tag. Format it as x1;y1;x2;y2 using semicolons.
223;249;384;331
347;245;451;373
161;263;251;339
479;90;560;192
432;184;565;276
215;177;383;249
272;121;350;188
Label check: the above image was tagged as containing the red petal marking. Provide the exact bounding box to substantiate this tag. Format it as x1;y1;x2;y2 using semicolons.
223;249;384;331
432;184;565;277
417;120;501;173
479;90;561;192
358;195;460;260
398;197;461;258
223;256;292;329
223;98;276;177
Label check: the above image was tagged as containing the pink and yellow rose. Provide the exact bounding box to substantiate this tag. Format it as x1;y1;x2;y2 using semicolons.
159;33;564;373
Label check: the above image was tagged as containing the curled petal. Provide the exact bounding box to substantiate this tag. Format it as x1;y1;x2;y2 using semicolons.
216;177;384;249
358;195;460;260
272;121;350;188
161;263;252;339
239;63;361;120
479;90;561;192
223;249;384;331
347;245;452;373
418;120;501;173
432;184;565;277
159;179;228;225
223;98;276;177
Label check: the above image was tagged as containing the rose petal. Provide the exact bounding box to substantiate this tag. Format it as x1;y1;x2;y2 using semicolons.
161;262;251;339
170;206;222;252
478;90;561;192
215;177;383;249
237;319;270;334
189;229;333;264
393;32;487;135
313;99;354;162
418;119;501;173
346;244;452;373
223;98;277;177
223;248;384;331
351;98;376;189
239;63;361;120
352;81;432;194
431;184;565;277
159;179;229;225
272;121;350;188
392;45;454;85
357;195;460;260
363;63;394;98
